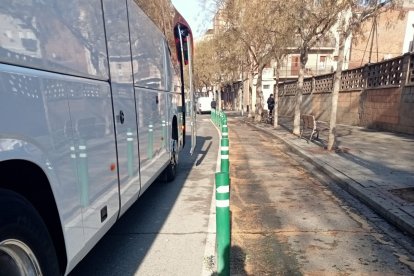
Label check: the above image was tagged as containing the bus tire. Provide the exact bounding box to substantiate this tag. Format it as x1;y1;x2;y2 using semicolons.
162;139;178;182
0;189;60;276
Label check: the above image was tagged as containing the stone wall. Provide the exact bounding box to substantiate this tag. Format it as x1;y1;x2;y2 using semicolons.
277;86;414;134
278;90;361;126
360;87;401;127
277;53;414;135
398;86;414;134
337;90;361;125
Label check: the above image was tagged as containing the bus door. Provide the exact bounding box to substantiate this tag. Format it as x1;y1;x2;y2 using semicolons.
102;0;141;216
176;25;196;154
127;0;170;191
186;33;196;155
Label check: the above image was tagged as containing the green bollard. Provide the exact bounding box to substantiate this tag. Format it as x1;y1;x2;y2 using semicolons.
220;138;229;173
215;172;230;276
223;115;227;126
78;140;90;207
218;113;222;129
127;128;134;177
147;124;153;159
221;124;228;139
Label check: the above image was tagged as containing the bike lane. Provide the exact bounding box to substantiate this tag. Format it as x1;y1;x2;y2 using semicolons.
69;115;219;275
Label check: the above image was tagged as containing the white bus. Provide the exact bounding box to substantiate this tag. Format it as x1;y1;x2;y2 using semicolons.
0;0;195;275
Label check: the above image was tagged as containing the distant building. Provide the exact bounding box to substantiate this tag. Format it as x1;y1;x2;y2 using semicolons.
348;8;414;69
262;23;353;102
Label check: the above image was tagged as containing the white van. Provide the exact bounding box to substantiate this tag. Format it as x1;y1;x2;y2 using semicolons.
197;96;213;114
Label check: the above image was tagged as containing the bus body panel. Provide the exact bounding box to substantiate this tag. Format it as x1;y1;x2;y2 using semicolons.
66;76;119;252
127;0;171;191
102;0;142;216
135;88;170;192
0;64;120;270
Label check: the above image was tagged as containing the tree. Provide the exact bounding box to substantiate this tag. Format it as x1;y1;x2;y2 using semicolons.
217;0;295;120
327;0;402;150
287;0;348;135
273;54;285;128
194;38;219;92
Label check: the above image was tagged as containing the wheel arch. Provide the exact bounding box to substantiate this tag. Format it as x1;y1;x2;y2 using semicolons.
0;159;67;274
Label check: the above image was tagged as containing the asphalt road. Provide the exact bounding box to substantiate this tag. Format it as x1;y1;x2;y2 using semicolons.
229;116;414;275
69;115;218;275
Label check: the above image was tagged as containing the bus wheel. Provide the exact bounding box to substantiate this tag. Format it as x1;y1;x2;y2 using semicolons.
163;139;178;182
0;189;60;276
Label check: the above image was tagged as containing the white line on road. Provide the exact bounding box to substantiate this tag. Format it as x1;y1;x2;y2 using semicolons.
201;119;221;276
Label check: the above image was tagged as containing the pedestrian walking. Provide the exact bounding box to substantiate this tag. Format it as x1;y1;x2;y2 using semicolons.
211;99;216;109
267;94;275;118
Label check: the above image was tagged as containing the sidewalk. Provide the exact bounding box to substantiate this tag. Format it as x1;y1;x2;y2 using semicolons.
242;114;414;237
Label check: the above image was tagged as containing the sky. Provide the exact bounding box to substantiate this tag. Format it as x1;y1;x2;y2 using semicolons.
171;0;216;38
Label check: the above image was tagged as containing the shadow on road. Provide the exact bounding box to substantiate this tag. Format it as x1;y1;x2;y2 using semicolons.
196;140;212;166
230;245;248;276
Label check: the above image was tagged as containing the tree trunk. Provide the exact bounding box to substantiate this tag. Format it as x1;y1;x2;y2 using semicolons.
247;71;253;117
214;85;222;111
273;61;280;128
250;71;256;116
255;64;266;122
293;49;308;135
328;33;345;150
237;69;244;113
243;74;249;115
218;86;222;110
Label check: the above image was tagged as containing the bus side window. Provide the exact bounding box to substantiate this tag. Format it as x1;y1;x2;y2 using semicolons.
127;0;166;90
164;40;173;92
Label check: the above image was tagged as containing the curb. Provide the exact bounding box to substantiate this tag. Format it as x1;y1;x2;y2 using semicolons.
245;120;414;237
201;119;222;276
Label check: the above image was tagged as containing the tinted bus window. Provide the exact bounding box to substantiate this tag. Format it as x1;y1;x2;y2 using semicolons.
127;0;166;91
0;0;108;80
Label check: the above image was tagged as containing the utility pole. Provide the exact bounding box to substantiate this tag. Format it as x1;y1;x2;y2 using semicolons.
368;16;378;63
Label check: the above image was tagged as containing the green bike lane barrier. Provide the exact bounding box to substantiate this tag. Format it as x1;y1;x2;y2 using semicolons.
213;113;231;276
215;172;230;276
220;137;229;173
